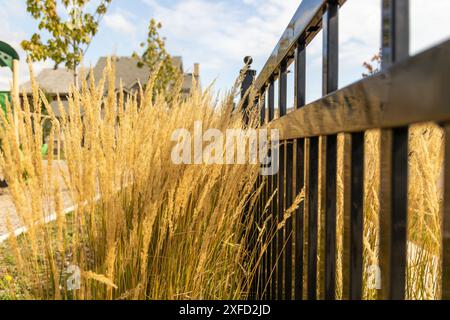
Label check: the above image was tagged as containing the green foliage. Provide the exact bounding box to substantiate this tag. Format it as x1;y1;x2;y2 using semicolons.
21;0;112;72
132;19;181;94
0;245;27;300
39;91;53;143
0;92;10;115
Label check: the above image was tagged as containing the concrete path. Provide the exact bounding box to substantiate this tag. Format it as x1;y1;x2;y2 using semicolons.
0;160;74;242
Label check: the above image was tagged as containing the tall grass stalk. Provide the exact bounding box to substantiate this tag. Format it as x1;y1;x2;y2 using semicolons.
0;60;265;300
0;59;444;300
334;126;444;300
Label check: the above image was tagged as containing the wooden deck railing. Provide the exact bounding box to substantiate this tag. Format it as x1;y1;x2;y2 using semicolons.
247;0;450;300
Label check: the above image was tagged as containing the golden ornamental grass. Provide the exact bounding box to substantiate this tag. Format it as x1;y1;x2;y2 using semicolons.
0;60;264;300
0;59;445;300
334;125;444;300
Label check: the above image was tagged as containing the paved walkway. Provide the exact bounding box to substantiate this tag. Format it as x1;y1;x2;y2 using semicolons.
0;161;74;242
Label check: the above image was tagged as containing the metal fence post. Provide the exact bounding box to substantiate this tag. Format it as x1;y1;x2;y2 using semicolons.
241;56;257;125
379;0;410;300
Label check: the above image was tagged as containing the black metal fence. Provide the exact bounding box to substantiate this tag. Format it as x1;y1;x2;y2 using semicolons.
247;0;450;300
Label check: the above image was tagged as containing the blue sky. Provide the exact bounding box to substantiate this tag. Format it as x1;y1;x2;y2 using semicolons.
1;0;450;104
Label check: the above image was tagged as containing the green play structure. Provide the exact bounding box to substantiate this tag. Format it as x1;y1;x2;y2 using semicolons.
0;40;48;158
0;91;10;114
0;41;20;186
0;40;19;115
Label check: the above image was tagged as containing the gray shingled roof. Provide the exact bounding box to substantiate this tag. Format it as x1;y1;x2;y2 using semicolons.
90;56;184;93
90;56;149;92
20;56;192;96
20;68;82;94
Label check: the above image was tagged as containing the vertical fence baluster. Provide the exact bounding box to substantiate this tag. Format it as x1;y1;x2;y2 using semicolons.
393;127;409;295
295;40;306;111
307;137;319;300
318;137;327;300
379;0;409;300
263;126;271;300
379;130;393;299
325;135;337;299
268;80;275;122
252;93;261;299
271;144;282;299
341;132;364;300
303;138;311;299
264;155;272;300
277;62;288;299
285;141;294;299
263;183;269;299
279;62;287;118
243;64;257;299
260;90;266;126
256;136;262;298
350;132;364;299
240;60;256;126
294;38;306;300
263;169;270;299
259;89;266;300
321;0;339;300
267;79;276;299
381;0;410;69
342;134;352;300
442;125;450;299
252;188;258;299
295;139;305;299
258;86;268;299
323;0;339;95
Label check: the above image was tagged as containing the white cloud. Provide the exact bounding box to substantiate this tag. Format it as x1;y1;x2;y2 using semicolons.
338;0;382;87
3;0;449;95
410;0;450;55
0;13;52;91
104;11;137;35
141;0;299;87
8;0;27;18
337;0;450;87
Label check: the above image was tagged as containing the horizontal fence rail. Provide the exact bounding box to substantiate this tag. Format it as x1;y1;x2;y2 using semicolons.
246;0;450;300
267;41;450;140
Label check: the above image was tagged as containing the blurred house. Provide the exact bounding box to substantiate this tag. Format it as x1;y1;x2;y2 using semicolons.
90;56;200;99
20;67;81;117
20;56;200;113
20;56;200;155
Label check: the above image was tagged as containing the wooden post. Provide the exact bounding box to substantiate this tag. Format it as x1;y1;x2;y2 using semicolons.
12;59;20;140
